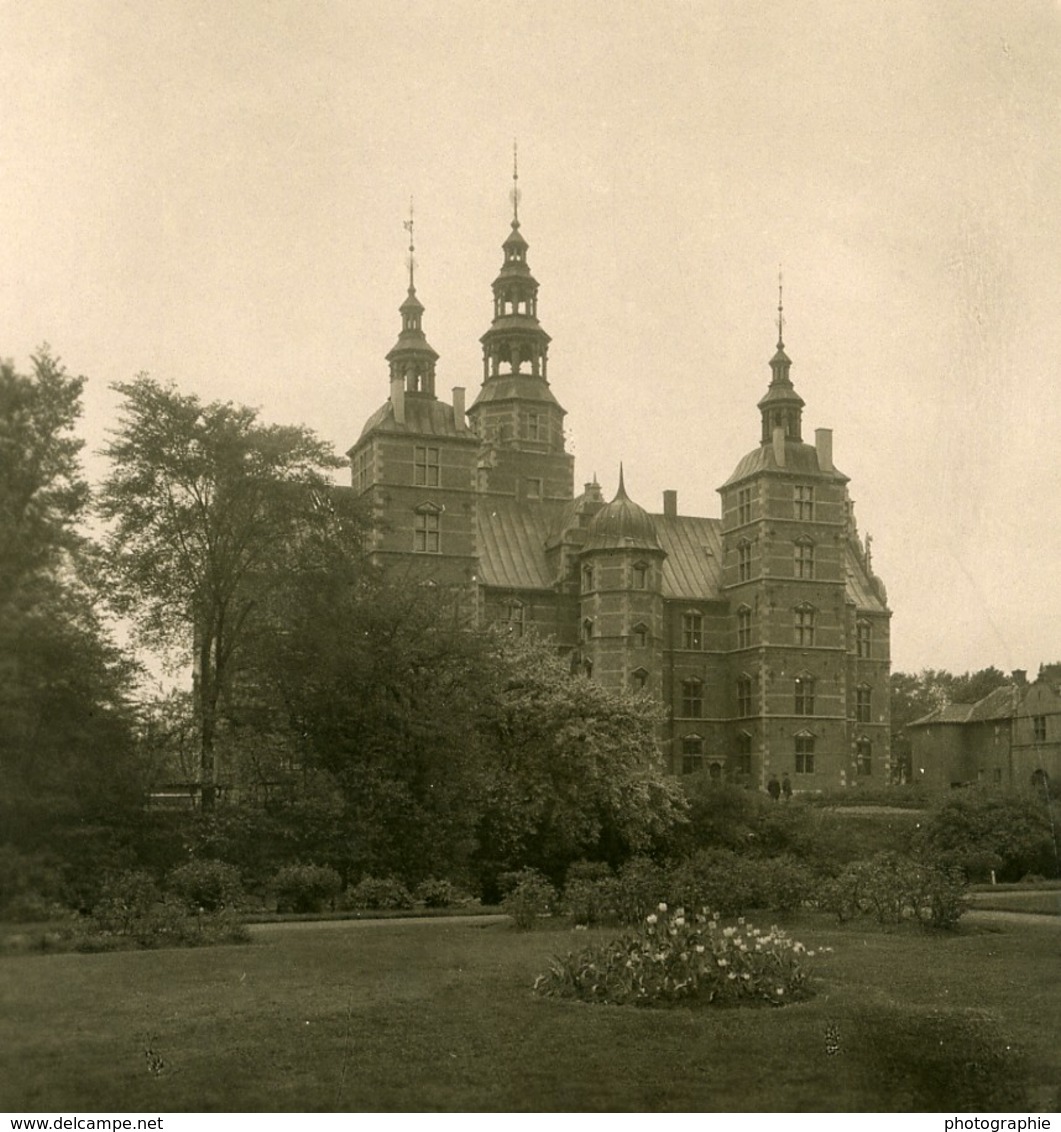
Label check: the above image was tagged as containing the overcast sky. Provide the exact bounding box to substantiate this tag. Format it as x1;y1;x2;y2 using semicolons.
3;1;1059;677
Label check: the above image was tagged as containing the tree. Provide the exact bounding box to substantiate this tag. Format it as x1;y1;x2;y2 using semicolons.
99;376;347;808
477;634;687;880
0;351;142;864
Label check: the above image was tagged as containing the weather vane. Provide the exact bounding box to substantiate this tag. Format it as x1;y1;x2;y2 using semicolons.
403;197;415;289
510;140;520;223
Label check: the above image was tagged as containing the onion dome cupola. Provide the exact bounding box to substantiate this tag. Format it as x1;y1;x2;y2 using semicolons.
385;203;439;398
757;277;804;444
583;466;663;553
473;151;558;403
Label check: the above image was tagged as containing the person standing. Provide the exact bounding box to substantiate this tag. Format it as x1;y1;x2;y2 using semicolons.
767;774;781;801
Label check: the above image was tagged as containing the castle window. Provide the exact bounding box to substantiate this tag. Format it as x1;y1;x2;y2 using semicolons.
738;485;753;526
414;446;440;487
632;562;649;589
1034;716;1047;742
794;485;814;521
737;539;752;582
581;564;594;592
795;732;815;774
856;619;871;658
794;604;816;647
632;667;649;692
581;618;593;641
413;508;441;554
525;477;542;499
794;675;815;716
737;675;753;717
856;738;872;776
856;684;872;723
352;447;371;494
682;735;704;775
735;731;753;777
632;623;649;648
794;538;815;579
504;601;525;638
681;679;703;718
737;606;752;649
682;612;703;650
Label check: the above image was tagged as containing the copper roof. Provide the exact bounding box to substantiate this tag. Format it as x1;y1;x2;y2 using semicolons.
477;498;567;589
653;515;725;599
722;440;846;487
353;397;476;446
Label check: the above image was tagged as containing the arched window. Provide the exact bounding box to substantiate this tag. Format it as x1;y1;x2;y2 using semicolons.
631;667;649;691
632;622;649;648
794;674;815;715
681;735;704;775
681;679;703;718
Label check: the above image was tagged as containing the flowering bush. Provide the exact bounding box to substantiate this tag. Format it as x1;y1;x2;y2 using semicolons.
502;869;557;930
534;903;827;1007
614;857;667;925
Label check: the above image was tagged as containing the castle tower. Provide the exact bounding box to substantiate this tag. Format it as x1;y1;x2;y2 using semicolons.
717;286;888;789
467;155;574;503
578;468;666;694
347;207;480;592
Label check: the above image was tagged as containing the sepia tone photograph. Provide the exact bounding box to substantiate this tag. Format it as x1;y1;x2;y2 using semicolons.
1;0;1059;1115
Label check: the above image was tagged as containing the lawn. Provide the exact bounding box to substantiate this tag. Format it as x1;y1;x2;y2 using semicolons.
0;914;1057;1112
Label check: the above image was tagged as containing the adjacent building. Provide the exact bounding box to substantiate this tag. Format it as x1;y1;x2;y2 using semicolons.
346;192;892;789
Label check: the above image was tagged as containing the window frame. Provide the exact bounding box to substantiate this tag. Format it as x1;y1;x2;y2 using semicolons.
856;737;873;776
794;674;815;716
794;603;816;647
737;539;752;583
682;611;703;651
681;678;704;718
793;484;814;521
413;505;441;553
737;605;752;649
794;537;815;579
736;674;753;717
413;445;440;488
795;731;815;774
856;684;872;724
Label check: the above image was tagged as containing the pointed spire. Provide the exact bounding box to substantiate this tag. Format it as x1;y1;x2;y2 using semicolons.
510;139;521;227
777;265;784;349
403;197;416;293
617;462;627;498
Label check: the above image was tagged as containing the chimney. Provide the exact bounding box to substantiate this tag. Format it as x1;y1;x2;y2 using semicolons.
816;428;833;472
772;426;786;467
1012;669;1027;687
452;386;466;429
390;375;405;426
663;489;678;518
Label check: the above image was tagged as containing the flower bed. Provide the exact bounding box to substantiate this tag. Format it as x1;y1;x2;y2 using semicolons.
534;903;828;1008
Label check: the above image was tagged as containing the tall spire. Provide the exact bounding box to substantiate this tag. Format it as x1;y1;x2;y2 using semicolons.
777;265;784;349
387;202;438;398
511;140;520;226
403;196;416;292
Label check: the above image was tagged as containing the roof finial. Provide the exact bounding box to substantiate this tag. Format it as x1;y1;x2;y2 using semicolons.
777;264;784;349
510;139;521;226
403;197;416;291
617;461;626;496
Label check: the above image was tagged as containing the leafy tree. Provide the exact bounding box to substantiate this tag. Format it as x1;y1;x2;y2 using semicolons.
0;351;142;868
99;377;347;808
477;634;687;880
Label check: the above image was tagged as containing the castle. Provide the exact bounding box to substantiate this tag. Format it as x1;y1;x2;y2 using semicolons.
346;191;892;789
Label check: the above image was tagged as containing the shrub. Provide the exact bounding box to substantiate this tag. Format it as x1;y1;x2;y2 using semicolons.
414;878;467;908
563;876;618;926
817;851;967;929
534;903;827;1007
502;869;557;930
167;859;244;912
614;856;667;925
0;846;68;922
90;871;161;936
345;875;413;911
273;864;343;913
664;850;817;916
